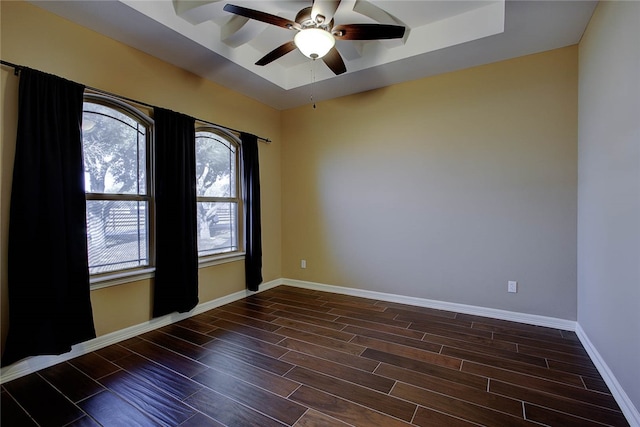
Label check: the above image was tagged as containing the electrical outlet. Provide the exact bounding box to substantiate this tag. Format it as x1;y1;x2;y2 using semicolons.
508;281;517;293
301;259;306;269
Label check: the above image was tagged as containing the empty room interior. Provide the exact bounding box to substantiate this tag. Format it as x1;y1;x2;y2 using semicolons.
1;0;638;426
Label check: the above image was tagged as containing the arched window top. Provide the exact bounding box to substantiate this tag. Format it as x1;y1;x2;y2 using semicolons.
84;93;153;128
196;125;240;148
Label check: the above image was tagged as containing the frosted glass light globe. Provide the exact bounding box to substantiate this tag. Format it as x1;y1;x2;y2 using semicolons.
294;28;335;59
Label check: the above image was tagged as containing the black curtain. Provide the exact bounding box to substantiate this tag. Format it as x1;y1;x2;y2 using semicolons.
2;69;95;366
153;108;199;317
241;133;263;291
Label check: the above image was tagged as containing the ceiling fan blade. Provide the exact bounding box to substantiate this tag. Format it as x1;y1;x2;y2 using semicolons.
332;23;405;40
256;41;297;66
223;4;300;30
311;0;341;24
322;47;346;75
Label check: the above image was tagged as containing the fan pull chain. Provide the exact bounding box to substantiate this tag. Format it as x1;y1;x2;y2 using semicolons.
310;61;317;109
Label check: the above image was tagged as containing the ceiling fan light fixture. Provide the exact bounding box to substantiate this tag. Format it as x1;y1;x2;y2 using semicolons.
294;28;335;59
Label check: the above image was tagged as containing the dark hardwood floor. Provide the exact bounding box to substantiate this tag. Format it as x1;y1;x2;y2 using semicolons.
1;285;628;426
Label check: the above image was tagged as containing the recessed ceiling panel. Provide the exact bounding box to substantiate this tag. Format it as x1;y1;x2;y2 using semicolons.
164;0;506;89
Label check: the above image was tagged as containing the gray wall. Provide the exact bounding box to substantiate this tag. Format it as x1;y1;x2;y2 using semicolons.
578;0;640;412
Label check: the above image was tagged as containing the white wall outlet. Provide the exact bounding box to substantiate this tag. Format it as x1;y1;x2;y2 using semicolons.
301;259;307;269
508;281;518;293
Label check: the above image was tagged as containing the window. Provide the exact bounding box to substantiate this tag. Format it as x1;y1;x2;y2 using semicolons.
195;127;240;257
82;95;153;275
81;95;240;280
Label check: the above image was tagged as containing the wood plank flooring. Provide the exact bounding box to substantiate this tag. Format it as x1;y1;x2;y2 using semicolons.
1;285;628;426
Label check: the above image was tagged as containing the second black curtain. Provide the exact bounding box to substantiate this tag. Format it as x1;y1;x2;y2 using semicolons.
241;133;263;291
153;108;199;317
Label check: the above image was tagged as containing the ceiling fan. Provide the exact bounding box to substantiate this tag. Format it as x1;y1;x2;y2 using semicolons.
223;1;406;75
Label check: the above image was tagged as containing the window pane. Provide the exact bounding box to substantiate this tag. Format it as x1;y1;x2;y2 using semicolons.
196;132;236;198
197;202;237;255
86;200;149;274
83;104;146;195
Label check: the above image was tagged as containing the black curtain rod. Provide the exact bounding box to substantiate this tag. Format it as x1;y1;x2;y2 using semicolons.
1;59;272;144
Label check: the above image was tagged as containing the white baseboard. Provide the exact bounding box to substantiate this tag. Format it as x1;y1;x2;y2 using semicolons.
576;324;640;427
0;278;283;384
282;278;577;331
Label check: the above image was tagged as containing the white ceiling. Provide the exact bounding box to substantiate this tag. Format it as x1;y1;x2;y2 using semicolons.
30;0;597;110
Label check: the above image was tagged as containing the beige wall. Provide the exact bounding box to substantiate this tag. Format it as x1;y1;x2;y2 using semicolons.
578;1;640;412
282;46;578;320
1;1;282;350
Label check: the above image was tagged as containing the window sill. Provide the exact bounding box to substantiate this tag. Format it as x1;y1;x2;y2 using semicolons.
89;253;246;290
199;252;245;268
90;268;155;290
